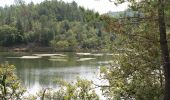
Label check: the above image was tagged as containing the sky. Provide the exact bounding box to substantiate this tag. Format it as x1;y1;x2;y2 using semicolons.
0;0;128;14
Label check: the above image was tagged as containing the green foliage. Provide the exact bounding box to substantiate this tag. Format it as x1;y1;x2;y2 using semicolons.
0;0;114;51
36;78;99;100
0;62;26;100
99;0;168;99
50;40;69;51
0;25;25;46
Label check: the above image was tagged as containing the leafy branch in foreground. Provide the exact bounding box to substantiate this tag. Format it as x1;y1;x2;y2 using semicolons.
98;0;169;99
0;62;26;100
36;78;99;100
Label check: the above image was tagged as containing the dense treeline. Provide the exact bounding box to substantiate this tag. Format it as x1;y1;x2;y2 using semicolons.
0;0;115;51
1;0;170;99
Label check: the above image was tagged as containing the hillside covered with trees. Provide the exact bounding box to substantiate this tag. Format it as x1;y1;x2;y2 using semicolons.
0;0;116;52
1;0;170;99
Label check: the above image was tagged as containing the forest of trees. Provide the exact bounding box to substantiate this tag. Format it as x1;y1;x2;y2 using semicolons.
1;0;170;100
0;0;116;52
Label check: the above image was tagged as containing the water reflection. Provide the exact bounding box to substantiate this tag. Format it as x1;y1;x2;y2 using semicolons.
0;52;113;96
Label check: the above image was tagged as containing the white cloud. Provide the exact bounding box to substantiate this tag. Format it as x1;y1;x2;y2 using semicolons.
63;0;128;14
76;0;128;14
0;0;13;7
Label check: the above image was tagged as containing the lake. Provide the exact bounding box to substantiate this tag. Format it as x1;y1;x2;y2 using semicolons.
0;52;113;97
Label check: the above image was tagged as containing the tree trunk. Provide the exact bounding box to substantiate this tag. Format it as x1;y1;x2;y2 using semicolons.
158;0;170;99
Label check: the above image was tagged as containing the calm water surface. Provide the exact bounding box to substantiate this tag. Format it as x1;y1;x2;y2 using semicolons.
0;52;113;95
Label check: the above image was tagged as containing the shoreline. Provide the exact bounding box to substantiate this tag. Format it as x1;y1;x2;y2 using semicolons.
0;46;109;53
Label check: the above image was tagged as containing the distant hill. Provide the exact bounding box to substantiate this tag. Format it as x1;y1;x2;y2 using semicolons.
105;11;124;18
105;9;139;18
